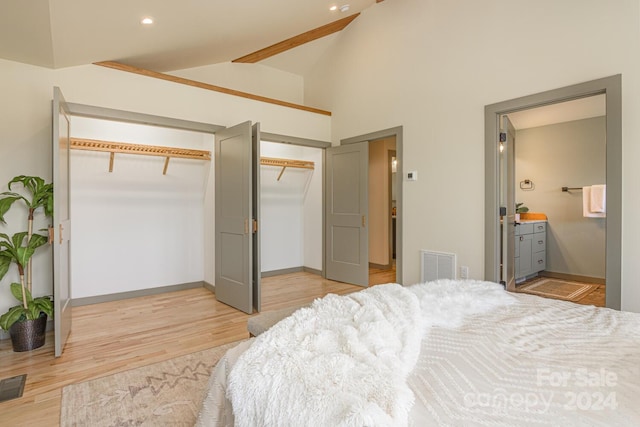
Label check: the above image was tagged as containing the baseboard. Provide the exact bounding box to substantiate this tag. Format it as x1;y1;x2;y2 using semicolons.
369;262;391;270
261;267;323;278
203;281;215;294
261;267;303;277
539;271;605;285
302;267;322;276
71;281;206;306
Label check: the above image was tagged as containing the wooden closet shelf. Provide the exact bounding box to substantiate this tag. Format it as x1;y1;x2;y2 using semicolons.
260;157;315;181
70;137;211;175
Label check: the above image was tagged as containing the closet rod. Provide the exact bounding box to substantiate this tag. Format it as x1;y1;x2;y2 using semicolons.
70;137;211;175
260;156;315;181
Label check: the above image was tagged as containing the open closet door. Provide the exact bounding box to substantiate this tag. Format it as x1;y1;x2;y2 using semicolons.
52;87;72;357
251;123;261;313
215;121;254;314
325;142;369;286
502;115;517;291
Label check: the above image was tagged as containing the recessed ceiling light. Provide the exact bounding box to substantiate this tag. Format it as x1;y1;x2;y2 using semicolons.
340;4;350;12
141;17;154;25
329;5;338;11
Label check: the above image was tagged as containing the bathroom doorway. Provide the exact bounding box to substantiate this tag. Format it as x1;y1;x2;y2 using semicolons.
501;95;606;306
485;75;621;310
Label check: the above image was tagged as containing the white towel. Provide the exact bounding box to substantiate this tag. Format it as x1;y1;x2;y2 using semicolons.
583;186;606;218
590;184;606;213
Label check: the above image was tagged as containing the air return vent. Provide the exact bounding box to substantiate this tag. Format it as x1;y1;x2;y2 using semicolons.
420;250;456;282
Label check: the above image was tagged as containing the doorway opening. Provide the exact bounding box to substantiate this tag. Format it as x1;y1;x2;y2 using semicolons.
368;137;397;286
331;126;403;287
499;95;606;307
485;75;621;310
259;141;323;279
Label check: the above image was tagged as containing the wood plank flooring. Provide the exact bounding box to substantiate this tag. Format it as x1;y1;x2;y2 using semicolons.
0;265;597;426
0;272;362;426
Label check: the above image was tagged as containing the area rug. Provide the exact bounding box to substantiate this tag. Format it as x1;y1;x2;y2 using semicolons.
60;340;243;427
517;278;600;302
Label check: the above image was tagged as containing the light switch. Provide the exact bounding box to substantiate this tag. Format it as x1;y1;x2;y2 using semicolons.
407;171;418;181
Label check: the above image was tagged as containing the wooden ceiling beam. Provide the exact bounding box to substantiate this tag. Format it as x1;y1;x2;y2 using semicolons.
94;61;331;116
232;13;360;63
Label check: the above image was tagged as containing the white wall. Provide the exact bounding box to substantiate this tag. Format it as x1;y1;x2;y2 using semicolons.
171;62;304;105
0;59;330;315
260;141;323;272
305;0;640;312
69;118;212;298
516;117;606;280
0;59;54;314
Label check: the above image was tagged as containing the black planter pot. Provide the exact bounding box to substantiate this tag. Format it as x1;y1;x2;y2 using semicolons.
9;313;47;352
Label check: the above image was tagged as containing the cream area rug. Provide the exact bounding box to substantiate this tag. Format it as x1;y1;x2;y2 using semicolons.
60;341;243;427
517;278;600;302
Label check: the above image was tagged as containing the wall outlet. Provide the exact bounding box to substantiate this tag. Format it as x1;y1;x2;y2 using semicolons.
460;266;469;279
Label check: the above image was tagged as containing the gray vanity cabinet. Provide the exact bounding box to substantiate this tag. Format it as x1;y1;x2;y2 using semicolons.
515;221;546;281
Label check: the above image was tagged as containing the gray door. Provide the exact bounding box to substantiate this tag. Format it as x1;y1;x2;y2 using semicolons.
325;142;369;286
52;87;72;357
215;122;253;314
501;115;517;291
251;123;261;313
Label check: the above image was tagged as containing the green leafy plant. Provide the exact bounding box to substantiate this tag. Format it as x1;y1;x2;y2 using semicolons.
516;202;529;214
0;176;54;332
0;175;53;293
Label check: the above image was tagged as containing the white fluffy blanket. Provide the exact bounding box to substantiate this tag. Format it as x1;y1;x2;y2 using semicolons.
226;280;515;427
227;283;424;427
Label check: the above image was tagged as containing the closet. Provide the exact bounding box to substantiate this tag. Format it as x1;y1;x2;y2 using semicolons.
69;116;215;302
67;117;324;303
259;141;323;276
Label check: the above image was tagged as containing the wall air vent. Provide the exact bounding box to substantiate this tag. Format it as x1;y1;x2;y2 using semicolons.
420;250;456;282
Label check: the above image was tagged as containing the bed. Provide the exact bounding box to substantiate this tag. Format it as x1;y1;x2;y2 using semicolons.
196;280;640;426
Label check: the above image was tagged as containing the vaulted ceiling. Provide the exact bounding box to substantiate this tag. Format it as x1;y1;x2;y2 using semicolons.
0;0;378;73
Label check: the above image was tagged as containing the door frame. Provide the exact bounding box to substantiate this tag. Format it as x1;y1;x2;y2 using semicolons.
340;126;404;285
484;75;622;309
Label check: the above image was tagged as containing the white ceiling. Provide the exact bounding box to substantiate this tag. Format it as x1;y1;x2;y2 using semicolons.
507;95;606;130
0;0;377;72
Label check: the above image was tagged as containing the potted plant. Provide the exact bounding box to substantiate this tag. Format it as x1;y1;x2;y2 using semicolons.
515;202;529;221
0;176;53;352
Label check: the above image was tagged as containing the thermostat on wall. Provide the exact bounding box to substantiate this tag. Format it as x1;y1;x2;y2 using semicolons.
407;171;418;181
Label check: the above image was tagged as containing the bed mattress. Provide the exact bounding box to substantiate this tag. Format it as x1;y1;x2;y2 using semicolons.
196;280;640;426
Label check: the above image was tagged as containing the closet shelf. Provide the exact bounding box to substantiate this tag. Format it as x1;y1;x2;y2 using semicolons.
260;157;315;181
70;137;211;175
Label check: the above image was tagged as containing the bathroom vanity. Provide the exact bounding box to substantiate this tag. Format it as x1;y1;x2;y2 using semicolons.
515;220;546;282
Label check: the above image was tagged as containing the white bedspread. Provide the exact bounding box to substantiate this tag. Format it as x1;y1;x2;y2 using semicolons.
227;283;425;427
196;280;640;426
407;289;640;426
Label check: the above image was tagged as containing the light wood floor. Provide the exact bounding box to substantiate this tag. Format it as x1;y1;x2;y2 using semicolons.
0;272;366;426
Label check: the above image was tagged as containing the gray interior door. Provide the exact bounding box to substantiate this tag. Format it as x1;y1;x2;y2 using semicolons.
325;142;369;286
251;123;261;313
215;121;253;314
502;115;517;291
52;87;72;357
